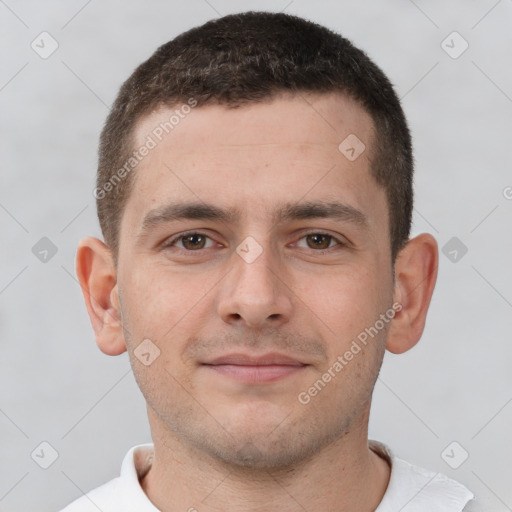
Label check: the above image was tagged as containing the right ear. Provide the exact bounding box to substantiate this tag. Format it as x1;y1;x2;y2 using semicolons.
75;237;127;355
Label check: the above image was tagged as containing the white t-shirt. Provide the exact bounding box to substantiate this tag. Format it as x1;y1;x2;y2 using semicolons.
59;441;479;511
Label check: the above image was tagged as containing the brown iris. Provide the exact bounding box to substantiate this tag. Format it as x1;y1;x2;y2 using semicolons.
306;234;332;250
181;234;207;250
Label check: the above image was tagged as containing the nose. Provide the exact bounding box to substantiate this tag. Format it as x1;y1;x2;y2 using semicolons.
216;241;293;329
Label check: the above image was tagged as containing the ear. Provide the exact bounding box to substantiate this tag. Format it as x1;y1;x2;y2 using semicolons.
75;237;127;356
386;233;438;354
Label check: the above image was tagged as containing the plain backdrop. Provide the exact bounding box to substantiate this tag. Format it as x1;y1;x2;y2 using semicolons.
1;1;511;510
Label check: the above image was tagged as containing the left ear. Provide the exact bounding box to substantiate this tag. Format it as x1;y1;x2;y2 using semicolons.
386;233;438;354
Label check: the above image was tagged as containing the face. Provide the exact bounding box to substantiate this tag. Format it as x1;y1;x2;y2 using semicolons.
115;92;395;469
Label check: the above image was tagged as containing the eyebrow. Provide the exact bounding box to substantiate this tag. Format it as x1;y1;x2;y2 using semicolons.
138;200;369;239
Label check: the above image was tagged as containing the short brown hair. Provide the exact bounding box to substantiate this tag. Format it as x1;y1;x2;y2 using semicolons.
96;11;413;262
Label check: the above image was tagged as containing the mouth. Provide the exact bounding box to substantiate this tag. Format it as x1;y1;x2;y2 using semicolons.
201;352;309;384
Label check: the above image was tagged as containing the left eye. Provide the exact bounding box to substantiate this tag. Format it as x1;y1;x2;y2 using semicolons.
296;233;342;250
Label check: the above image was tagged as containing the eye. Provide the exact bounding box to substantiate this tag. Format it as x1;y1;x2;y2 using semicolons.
295;232;344;250
161;230;345;253
164;231;217;251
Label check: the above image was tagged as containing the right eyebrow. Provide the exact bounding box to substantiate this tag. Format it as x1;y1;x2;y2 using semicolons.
137;202;241;240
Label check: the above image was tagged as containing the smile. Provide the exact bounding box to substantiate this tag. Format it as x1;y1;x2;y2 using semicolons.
203;363;307;383
201;352;308;383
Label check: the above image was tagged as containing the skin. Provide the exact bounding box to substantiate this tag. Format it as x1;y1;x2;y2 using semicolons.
76;92;438;512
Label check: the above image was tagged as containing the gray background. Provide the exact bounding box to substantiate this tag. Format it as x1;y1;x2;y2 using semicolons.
1;0;511;510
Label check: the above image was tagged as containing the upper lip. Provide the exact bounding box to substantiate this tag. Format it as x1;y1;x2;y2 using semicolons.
202;352;307;366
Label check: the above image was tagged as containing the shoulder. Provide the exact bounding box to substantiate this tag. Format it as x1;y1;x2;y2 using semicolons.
370;440;479;512
461;498;485;511
59;477;122;511
57;443;156;512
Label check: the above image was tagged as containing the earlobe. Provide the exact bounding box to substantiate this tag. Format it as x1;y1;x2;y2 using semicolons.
386;233;438;354
75;237;127;356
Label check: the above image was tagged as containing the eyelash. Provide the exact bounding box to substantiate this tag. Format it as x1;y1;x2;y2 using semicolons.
162;230;346;252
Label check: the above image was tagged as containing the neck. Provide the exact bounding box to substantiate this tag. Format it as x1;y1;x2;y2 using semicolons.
140;406;390;512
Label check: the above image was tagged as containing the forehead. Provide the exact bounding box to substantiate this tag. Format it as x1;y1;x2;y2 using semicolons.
134;92;373;154
122;92;385;233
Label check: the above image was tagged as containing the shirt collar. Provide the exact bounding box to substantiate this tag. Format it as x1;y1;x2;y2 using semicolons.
119;443;159;510
122;441;474;511
370;440;474;512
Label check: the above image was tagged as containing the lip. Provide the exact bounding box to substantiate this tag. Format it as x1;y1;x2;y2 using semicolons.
203;352;306;366
202;352;308;384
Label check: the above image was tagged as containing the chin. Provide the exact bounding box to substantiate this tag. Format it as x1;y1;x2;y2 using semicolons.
200;421;330;471
217;438;310;470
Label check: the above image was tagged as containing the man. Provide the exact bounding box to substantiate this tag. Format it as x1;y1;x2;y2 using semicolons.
62;11;478;511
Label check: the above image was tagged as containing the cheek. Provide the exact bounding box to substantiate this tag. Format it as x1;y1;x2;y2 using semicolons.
119;266;209;402
294;264;389;349
119;262;217;345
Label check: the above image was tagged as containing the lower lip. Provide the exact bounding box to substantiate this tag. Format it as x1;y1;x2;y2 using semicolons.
204;364;307;383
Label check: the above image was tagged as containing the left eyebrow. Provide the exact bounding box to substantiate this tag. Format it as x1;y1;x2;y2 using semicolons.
273;200;369;229
137;199;369;241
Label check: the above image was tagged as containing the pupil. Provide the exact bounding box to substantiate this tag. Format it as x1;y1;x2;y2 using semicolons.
309;234;329;249
185;234;204;249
